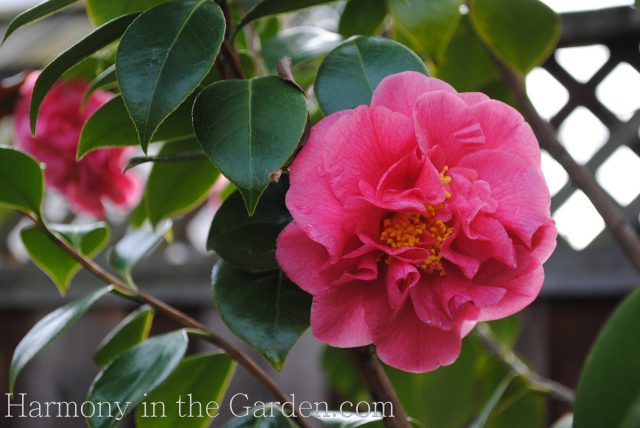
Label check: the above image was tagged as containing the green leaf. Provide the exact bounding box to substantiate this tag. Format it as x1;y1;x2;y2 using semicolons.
0;146;44;217
77;95;194;159
10;286;113;392
436;15;498;92
237;0;337;30
94;305;155;367
193;77;308;214
86;0;169;26
30;13;138;134
388;0;462;63
135;353;236;428
574;288;640;428
262;26;343;71
470;375;516;428
222;403;293;428
83;64;117;103
110;220;172;275
86;330;189;428
213;262;311;370
208;181;290;272
116;0;225;151
1;0;77;44
21;222;110;295
469;0;561;74
145;139;218;226
338;0;387;37
315;36;427;115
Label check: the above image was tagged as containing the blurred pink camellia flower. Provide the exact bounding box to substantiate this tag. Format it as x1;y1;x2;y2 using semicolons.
276;71;557;372
13;72;142;218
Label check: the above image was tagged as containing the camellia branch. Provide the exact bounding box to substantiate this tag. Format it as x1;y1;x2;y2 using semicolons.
474;324;575;405
216;0;245;80
23;212;313;428
486;49;640;272
348;347;412;428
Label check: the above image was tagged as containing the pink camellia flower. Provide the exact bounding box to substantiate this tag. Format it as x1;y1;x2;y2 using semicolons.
276;71;557;372
13;72;142;218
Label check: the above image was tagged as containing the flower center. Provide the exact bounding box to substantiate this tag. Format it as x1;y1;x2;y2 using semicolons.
379;204;453;276
378;166;454;276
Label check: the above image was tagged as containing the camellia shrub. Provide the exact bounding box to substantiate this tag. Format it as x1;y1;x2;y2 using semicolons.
1;0;639;428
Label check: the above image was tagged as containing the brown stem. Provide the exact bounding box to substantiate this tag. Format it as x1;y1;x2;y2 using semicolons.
216;0;245;80
347;347;411;428
485;49;640;272
475;324;575;405
26;213;312;428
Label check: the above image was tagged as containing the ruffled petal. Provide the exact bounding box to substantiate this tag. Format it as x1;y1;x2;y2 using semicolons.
372;300;462;372
286;111;351;256
414;91;486;161
371;71;455;117
276;223;331;295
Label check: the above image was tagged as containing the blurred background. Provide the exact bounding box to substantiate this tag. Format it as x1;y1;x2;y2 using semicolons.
1;0;639;426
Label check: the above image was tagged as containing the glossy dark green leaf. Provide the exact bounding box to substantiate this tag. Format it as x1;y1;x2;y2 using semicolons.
574;288;640;428
30;13;138;134
83;64;117;103
469;0;561;74
262;26;343;71
193;77;308;214
339;0;387;37
10;286;113;392
110;220;172;275
94;305;155;367
0;146;44;217
1;0;77;44
61;57;106;82
213;262;311;370
436;15;498;92
135;352;236;428
388;0;462;63
21;222;110;295
86;0;169;25
86;330;189;428
77;95;194;159
222;403;293;428
237;0;337;29
208;181;290;272
315;36;427;115
145;139;218;226
116;0;225;151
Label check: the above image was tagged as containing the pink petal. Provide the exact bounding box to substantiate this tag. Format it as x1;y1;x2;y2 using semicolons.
323;106;418;202
469;99;541;165
372;300;462;372
386;262;420;310
458;150;551;246
276;223;331;295
414;91;486;161
458;92;490;105
311;282;383;347
286;111;351;256
478;265;545;320
371;71;455;117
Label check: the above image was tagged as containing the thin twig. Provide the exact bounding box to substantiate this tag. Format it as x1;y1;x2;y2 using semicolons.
475;324;575;405
24;212;313;428
347;347;412;428
124;151;206;172
484;47;640;272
